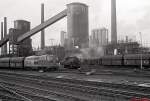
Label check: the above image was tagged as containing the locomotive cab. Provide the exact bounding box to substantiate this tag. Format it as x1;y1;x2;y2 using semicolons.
61;56;81;69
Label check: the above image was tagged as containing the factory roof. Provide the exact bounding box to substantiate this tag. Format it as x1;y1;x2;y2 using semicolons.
67;2;88;7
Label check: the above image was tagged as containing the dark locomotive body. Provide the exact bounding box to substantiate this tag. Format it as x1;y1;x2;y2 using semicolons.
61;56;81;69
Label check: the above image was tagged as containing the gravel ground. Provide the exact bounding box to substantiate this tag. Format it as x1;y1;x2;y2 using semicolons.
0;69;150;87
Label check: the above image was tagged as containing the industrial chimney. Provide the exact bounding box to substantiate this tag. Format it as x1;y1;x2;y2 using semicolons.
4;17;7;55
1;22;4;55
41;3;45;49
111;0;117;44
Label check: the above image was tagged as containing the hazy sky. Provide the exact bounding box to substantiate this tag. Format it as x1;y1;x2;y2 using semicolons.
0;0;150;48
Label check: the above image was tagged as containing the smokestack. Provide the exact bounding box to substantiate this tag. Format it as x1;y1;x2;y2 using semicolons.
1;22;3;55
4;17;7;54
41;3;45;49
126;36;128;43
1;22;3;40
111;0;117;44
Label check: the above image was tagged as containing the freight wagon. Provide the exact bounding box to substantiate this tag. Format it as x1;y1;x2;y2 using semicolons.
81;54;150;68
0;55;60;70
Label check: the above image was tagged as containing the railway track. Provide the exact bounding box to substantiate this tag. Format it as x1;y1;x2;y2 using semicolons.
0;85;25;101
0;82;82;101
0;71;149;101
57;66;150;78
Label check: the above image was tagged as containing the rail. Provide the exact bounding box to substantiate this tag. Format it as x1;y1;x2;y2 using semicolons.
0;72;149;101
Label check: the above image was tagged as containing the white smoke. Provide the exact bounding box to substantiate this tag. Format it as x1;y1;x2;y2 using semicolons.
80;47;104;59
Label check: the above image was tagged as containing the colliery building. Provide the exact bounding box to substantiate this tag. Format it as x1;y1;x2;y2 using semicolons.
104;42;149;55
35;46;65;60
60;31;68;47
67;3;89;49
89;27;108;48
9;20;32;57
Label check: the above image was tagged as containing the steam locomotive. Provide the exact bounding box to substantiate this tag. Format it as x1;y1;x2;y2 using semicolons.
0;55;60;70
60;56;81;69
0;54;149;71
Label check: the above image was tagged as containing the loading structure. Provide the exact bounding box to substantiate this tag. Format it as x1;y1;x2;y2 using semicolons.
0;2;89;56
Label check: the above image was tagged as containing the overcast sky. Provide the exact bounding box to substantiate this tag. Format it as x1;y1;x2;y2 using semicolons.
0;0;150;48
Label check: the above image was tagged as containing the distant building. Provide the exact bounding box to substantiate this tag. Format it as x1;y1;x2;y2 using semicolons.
118;35;136;43
35;45;65;60
105;42;141;55
67;3;89;49
90;27;108;47
9;20;32;57
60;31;67;47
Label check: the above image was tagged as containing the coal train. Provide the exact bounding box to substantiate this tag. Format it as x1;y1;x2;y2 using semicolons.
81;54;150;68
0;55;60;70
0;54;149;70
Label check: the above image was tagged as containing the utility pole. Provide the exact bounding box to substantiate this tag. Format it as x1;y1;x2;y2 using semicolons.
49;39;54;46
139;32;143;70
